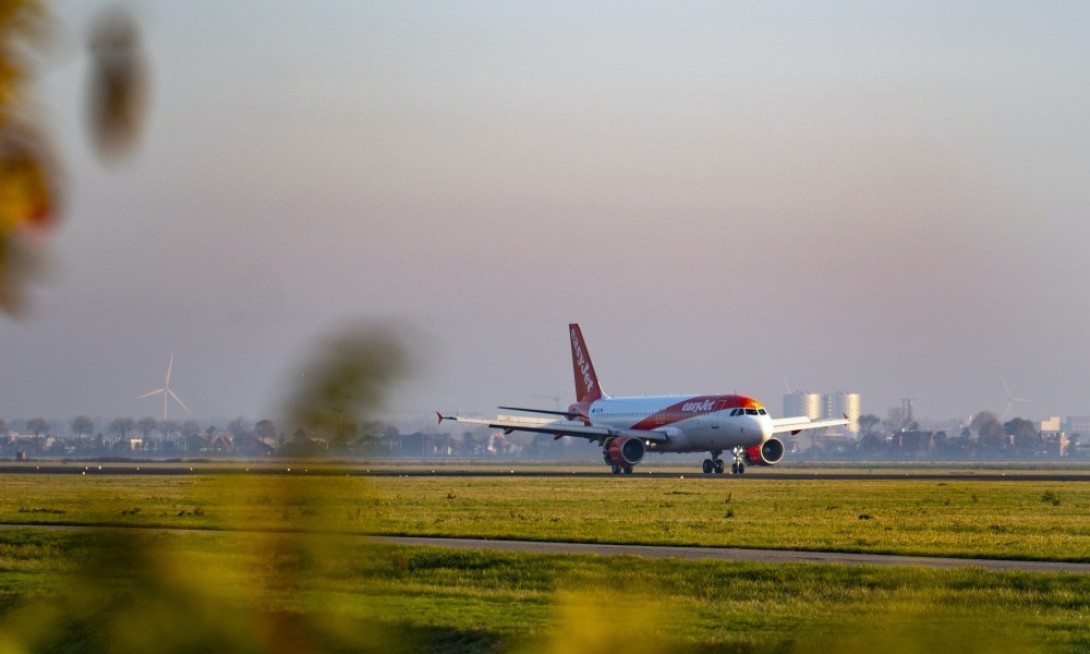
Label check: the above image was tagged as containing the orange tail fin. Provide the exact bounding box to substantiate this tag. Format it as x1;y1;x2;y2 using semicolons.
568;323;604;403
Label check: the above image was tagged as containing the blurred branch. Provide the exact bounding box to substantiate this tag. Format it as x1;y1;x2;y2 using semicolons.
283;321;411;447
1;1;149;318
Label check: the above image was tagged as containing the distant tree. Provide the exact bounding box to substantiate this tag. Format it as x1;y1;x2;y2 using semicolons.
137;416;158;439
228;416;251;439
859;431;886;454
465;429;489;456
972;411;1004;450
883;407;917;433
181;420;201;437
1005;418;1040;452
0;418;7;435
254;419;276;441
857;414;881;436
27;417;48;437
931;430;949;455
159;420;178;439
70;415;94;439
205;425;216;437
278;426;326;457
109;417;135;439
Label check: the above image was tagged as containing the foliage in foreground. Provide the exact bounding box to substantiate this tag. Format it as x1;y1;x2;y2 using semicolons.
2;470;1090;652
1;527;1089;653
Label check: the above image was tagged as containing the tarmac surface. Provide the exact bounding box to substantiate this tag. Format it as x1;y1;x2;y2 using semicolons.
371;535;1090;573
3;463;1090;482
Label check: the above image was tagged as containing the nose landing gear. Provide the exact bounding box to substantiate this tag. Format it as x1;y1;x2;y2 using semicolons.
731;446;746;474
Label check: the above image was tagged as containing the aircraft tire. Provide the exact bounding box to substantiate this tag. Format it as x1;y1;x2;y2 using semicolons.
702;459;714;474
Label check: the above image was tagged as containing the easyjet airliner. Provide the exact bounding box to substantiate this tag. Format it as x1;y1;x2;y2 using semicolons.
439;324;848;474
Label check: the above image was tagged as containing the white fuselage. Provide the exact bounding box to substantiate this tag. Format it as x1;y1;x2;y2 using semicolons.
585;394;775;453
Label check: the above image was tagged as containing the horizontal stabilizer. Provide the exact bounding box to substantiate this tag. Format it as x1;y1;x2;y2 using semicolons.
497;406;575;419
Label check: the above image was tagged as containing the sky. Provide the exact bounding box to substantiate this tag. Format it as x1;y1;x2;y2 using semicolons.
3;1;1090;429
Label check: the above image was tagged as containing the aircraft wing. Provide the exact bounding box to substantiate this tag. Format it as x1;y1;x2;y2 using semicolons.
771;416;850;435
437;412;669;442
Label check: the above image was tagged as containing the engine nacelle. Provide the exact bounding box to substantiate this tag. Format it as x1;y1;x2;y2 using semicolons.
605;436;646;467
745;437;785;466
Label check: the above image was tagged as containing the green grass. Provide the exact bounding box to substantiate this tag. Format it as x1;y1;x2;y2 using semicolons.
1;528;1088;653
4;469;1090;651
4;473;1090;560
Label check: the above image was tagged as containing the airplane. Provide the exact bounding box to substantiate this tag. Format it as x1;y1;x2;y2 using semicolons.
438;323;848;474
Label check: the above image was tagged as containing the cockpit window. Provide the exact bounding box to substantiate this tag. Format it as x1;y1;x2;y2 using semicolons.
745;408;758;415
758;408;767;415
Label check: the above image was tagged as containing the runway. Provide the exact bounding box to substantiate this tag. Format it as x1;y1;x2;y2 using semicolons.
2;463;1090;482
371;535;1090;574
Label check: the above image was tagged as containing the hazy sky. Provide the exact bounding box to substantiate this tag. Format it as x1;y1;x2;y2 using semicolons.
3;1;1090;428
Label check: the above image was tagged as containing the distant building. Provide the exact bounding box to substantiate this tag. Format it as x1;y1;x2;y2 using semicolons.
1066;416;1090;436
825;392;861;435
783;393;822;421
784;391;860;435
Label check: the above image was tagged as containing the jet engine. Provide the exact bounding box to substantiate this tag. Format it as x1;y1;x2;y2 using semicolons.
745;437;785;466
604;436;646;467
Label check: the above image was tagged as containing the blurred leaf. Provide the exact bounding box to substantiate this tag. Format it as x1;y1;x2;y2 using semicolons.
1;0;59;318
520;581;670;654
86;5;148;162
284;321;410;448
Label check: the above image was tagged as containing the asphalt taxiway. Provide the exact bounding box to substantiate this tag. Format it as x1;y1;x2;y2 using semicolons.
371;535;1090;573
2;464;1090;482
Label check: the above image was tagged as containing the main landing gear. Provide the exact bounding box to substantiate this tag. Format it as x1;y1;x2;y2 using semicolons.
702;451;726;475
702;448;746;475
610;463;634;474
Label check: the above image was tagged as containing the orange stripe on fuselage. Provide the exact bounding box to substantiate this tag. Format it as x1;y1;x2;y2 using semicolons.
628;394;762;430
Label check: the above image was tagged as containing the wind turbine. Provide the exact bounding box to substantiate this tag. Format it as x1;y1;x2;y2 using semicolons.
533;392;563;411
1000;374;1033;420
138;353;191;421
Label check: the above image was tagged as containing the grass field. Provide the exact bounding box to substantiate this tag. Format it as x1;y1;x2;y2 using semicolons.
3;471;1090;560
3;467;1090;652
1;529;1089;653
